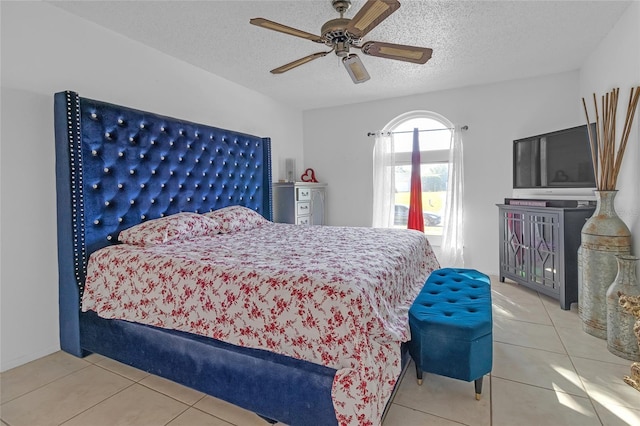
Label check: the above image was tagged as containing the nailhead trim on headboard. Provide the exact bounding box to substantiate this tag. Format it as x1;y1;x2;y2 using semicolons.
65;91;88;303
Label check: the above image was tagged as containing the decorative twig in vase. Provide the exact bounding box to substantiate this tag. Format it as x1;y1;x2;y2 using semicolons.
582;86;640;190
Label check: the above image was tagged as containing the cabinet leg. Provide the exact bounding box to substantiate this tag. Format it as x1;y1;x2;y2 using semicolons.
499;275;505;283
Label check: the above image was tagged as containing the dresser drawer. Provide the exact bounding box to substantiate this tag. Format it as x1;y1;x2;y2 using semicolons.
296;187;311;201
296;216;311;225
296;201;311;216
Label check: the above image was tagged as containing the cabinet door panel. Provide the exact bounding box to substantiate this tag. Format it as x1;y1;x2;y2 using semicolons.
528;213;559;292
310;188;325;225
501;211;527;278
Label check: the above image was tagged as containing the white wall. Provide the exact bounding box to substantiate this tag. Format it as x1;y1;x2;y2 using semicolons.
303;71;581;274
579;1;640;256
0;2;303;371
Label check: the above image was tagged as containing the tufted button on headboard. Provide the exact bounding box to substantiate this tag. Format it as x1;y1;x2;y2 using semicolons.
54;91;273;304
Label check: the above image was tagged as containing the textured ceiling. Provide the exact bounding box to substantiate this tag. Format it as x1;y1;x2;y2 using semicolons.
49;0;631;111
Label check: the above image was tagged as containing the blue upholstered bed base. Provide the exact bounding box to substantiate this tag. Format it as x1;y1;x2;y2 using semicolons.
54;91;409;425
81;311;337;423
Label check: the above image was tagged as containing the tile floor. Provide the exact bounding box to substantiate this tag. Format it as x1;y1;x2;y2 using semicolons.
1;277;639;425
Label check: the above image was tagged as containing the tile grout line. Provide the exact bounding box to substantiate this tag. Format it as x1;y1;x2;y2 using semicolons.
145;384;260;426
166;404;237;426
389;401;470;425
76;355;244;425
88;365;228;425
0;362;94;406
136;380;246;425
488;372;493;426
136;379;204;407
491;337;567;356
490;375;593;400
57;381;138;426
538;293;605;426
161;405;191;426
92;361;150;383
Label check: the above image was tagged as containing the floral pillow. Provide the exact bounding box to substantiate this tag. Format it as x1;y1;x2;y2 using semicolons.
118;212;220;246
204;205;269;233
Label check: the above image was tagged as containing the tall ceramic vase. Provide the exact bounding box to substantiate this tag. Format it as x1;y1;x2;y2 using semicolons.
579;190;632;339
606;255;640;361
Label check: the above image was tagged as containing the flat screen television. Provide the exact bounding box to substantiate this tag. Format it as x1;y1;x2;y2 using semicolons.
512;124;597;200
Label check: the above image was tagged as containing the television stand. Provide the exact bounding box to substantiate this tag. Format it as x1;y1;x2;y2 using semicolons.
497;203;595;310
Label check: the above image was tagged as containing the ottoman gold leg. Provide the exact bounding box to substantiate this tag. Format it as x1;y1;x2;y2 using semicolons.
474;377;483;400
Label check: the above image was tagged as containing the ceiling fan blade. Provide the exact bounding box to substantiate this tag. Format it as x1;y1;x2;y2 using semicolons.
346;0;400;38
270;51;331;74
361;41;432;64
250;18;323;43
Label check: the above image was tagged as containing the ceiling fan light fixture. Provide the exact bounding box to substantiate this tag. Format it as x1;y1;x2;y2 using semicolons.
335;41;350;57
343;54;370;84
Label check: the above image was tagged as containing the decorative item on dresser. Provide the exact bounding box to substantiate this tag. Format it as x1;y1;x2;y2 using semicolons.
579;86;640;340
300;167;318;183
273;181;327;225
497;201;595;310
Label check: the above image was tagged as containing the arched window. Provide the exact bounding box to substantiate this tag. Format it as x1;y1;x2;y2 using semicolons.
376;111;454;244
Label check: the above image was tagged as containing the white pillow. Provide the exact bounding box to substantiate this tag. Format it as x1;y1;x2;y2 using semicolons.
203;205;268;233
118;212;220;246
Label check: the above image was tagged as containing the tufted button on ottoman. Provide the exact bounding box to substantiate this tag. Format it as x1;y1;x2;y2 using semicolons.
408;268;493;400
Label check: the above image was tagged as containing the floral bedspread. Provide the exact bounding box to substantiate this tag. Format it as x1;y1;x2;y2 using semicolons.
82;223;440;425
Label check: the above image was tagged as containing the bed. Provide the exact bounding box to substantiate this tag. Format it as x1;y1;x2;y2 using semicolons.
54;90;439;425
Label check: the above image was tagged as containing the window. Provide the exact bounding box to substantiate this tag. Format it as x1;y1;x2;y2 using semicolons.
384;111;453;242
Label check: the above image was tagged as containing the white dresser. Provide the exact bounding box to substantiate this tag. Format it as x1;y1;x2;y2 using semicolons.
272;182;327;225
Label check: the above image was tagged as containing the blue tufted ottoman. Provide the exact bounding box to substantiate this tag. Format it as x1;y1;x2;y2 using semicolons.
408;268;493;400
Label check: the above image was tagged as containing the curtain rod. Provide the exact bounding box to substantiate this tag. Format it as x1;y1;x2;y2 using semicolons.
367;125;468;137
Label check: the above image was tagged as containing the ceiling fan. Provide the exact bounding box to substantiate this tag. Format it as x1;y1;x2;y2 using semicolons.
250;0;433;84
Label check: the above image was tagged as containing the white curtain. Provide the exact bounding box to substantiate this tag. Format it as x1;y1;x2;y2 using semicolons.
372;132;395;228
440;125;465;267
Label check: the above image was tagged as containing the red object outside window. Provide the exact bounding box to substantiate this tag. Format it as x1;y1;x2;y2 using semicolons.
408;128;424;232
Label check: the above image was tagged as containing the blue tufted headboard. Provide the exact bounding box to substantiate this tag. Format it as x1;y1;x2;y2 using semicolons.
54;90;273;355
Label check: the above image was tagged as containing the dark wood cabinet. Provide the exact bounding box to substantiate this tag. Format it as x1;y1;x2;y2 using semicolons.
497;204;594;310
